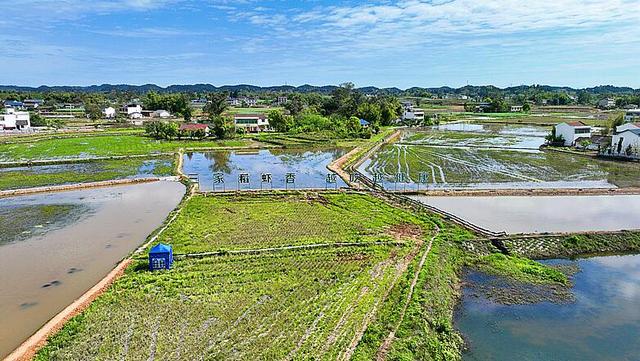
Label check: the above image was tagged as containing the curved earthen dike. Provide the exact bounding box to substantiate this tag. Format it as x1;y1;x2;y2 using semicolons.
0;177;166;198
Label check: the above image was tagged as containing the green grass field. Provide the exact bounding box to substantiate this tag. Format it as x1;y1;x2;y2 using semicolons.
0;157;174;191
35;192;475;360
0;135;251;161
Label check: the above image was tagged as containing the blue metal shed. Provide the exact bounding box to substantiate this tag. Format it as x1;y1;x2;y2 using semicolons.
149;243;173;271
359;118;370;127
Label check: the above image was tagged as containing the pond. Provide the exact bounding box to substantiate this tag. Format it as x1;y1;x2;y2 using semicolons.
0;181;184;358
456;254;640;360
411;195;640;234
183;148;348;191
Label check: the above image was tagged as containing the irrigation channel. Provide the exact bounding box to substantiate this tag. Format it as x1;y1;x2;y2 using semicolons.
0;181;184;359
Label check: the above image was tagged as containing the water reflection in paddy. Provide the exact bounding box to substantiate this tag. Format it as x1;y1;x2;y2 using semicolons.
456;254;640;360
0;181;184;358
183;148;348;191
411;195;640;234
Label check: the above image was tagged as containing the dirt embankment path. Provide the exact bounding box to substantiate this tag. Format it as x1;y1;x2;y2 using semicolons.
375;226;438;361
0;177;166;198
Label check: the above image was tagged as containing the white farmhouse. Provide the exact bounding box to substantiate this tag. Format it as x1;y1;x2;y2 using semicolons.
510;105;523;112
611;129;640;157
554;122;592;146
598;98;616;109
123;103;142;116
102;106;116;119
151;109;171;119
0;107;30;130
624;109;640;122
234;114;270;132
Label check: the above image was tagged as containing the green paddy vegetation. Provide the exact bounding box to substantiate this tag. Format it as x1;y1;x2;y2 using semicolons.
153;192;431;253
0;204;88;245
0;157;174;191
0;134;251;162
34;192;483;360
362;141;640;187
475;253;568;285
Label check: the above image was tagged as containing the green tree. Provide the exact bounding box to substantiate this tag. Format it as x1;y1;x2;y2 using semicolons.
204;93;229;118
268;109;293;132
211;115;235;139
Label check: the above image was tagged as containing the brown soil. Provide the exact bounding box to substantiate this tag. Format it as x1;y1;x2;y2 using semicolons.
386;223;423;242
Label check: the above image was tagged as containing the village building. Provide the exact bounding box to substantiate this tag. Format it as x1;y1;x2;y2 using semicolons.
151;109;171;119
179;123;210;136
242;97;258;107
123;103;142;116
598;98;616;109
276;96;288;105
190;98;208;108
227;97;241;106
616;122;640;133
23;99;44;109
102;106;116;119
0;107;31;130
611;129;640;157
234;114;270;132
510;105;523;112
359;119;370;128
4;100;24;109
401;102;425;122
623;109;640;122
554;121;592;146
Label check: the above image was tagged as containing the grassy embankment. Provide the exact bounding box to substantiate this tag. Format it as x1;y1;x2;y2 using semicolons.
502;231;640;259
36;192;472;360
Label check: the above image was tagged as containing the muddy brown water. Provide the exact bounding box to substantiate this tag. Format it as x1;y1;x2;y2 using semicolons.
0;181;184;358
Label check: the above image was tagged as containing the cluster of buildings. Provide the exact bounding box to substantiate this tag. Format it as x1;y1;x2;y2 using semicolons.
401;101;425;123
102;104;172;125
554;108;640;158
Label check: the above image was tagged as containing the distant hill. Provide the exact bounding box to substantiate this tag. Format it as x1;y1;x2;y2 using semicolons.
0;83;637;95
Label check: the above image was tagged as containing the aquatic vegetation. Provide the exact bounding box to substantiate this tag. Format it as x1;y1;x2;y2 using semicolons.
0;134;250;161
0;204;88;245
0;157;174;191
361;136;640;188
475;253;568;285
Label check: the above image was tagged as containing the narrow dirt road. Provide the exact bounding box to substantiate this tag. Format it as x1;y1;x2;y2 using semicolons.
375;226;439;361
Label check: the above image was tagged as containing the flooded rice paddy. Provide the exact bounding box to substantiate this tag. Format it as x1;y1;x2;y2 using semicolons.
456;254;640;360
0;181;184;358
183;148;348;191
0;157;174;191
359;125;640;190
411;195;640;234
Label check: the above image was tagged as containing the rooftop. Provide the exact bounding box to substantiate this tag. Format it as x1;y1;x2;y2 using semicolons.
180;123;209;131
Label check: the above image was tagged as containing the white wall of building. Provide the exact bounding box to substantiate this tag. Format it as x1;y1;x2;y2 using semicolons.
611;131;640;156
555;123;592;146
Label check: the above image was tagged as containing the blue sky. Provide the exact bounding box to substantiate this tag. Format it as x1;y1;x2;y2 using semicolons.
2;0;640;88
